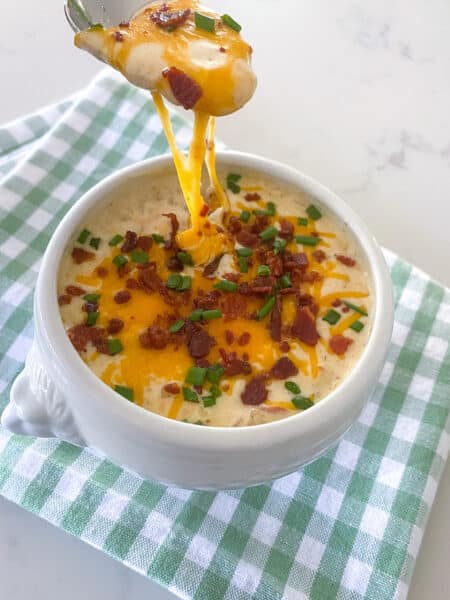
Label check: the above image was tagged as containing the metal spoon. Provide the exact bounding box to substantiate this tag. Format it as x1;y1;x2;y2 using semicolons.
64;0;152;33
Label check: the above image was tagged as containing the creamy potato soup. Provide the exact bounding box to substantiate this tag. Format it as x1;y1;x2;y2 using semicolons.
58;169;373;427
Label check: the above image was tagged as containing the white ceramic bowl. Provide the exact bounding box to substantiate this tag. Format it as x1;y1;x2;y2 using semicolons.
2;152;394;490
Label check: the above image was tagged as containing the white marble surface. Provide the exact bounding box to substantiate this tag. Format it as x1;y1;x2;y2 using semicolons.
0;0;449;598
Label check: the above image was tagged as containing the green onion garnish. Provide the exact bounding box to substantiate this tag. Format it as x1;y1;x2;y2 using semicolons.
297;217;308;227
109;234;124;247
236;247;252;257
83;293;100;302
177;251;193;266
343;301;368;317
292;396;314;410
180;276;192;291
131;250;148;264
221;14;241;33
295;235;321;246
89;23;104;31
350;320;365;333
114;385;134;402
89;237;101;250
260;225;278;241
267;202;276;216
239;256;248;273
285;381;301;395
194;11;215;32
152;233;165;244
182;387;199;403
323;309;341;325
203;396;217;408
86;312;99;326
257;296;276;320
253;202;275;216
169;319;185;333
214;280;238;292
166;274;183;290
189;309;204;322
209;385;222;398
206;364;225;384
108;339;123;355
258;265;271;277
273;239;287;255
306;205;322;221
112;254;128;267
77;229;90;244
240;210;251;223
185;367;207;386
227;173;241;194
202;309;223;321
279;273;292;289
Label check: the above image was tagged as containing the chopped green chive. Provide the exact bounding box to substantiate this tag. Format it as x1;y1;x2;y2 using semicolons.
240;210;251;223
350;320;365;333
306;204;322;221
109;234;124;247
114;385;134;402
292;396;314;410
89;23;104;31
239;256;249;273
258;265;271;277
279;273;292;289
285;381;301;395
343;301;368;317
273;239;287;255
295;235;321;246
77;229;90;244
89;237;101;250
267;202;276;216
227;173;241;194
257;296;276;320
108;339;123;355
206;364;225;384
83;293;100;302
323;309;341;325
112;254;128;267
214;280;238;292
185;367;207;386
227;173;241;183
297;217;308;227
169;319;185;333
180;276;192;291
130;249;148;264
182;387;199;403
236;247;253;257
86;312;99;326
166;274;183;290
203;396;217;408
260;225;278;241
209;384;222;398
194;11;215;32
221;13;241;33
202;309;223;321
189;309;204;322
177;251;193;266
152;233;165;244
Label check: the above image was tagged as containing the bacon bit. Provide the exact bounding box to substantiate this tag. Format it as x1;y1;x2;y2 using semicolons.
225;330;235;345
126;278;139;290
203;253;224;278
187;326;215;359
236;229;259;248
342;306;350;313
97;266;108;278
71;247;95;264
283;252;308;272
166;255;184;272
114;290;131;304
300;270;323;284
221;294;247;320
278;219;294;241
336;254;356;267
163;213;179;250
332;298;342;308
200;204;209;217
113;30;124;42
163;67;202;110
150;7;191;29
66;285;85;296
121;230;138;253
238;332;251;346
244;192;261;202
269;296;282;342
266;251;283;277
270;356;298;379
311;232;320;238
164;382;181;395
280;288;296;296
227;216;242;235
296;293;319;315
138;264;161;292
137;236;153;251
117;263;131;279
67;324;107;353
223;272;240;283
279;340;290;353
329;335;353;355
239;276;276;297
107;318;124;335
219;349;252;376
291;307;319;346
194;289;221;310
251;215;270;234
313;250;326;263
119;21;130;27
140;325;169;350
219;46;226;53
241;375;268;406
58;294;71;306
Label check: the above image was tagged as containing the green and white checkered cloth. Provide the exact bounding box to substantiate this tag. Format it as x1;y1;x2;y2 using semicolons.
1;71;449;600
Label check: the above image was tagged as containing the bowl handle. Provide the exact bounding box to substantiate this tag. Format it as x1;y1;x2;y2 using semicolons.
1;342;85;446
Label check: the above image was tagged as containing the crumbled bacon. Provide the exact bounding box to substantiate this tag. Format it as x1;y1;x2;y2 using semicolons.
71;247;95;264
126;278;139;290
166;255;184;272
219;349;252;377
270;356;298;379
279;340;290;353
266;251;283;277
300;270;323;283
313;250;326;263
107;318;124;335
283;252;308;272
296;293;319;315
336;254;356;267
203;253;224;278
223;272;240;283
121;230;138;253
186;325;215;359
163;213;179;250
114;290;131;304
250;215;270;234
194;289;221;310
150;7;191;29
66;285;85;296
239;276;276;297
238;332;251;346
236;229;259;248
164;382;181;395
137;236;152;251
225;330;235;345
163;67;202;110
329;335;353;355
58;294;71;306
278;219;294;241
332;298;342;308
269;296;282;342
244;192;261;202
113;30;124;42
138;264;161;292
241;375;268;406
117;263;131;279
140;325;169;350
227;216;242;235
200;204;209;217
343;306;350;313
97;267;108;278
67;324;107;353
221;294;247;320
291;306;319;346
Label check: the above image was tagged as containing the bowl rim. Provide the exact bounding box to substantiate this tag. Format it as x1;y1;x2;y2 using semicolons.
35;151;394;450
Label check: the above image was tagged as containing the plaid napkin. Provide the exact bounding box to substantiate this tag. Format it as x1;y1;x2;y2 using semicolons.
1;71;449;600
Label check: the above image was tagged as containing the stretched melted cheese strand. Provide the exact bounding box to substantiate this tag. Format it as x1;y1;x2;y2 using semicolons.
205;117;230;212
